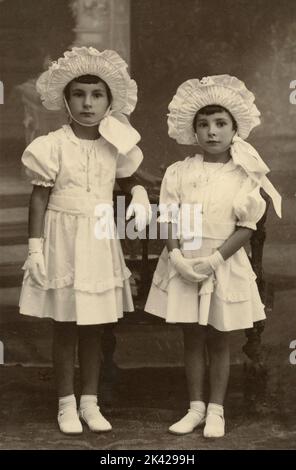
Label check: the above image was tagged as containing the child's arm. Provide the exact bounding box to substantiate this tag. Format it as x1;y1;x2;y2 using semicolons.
194;227;254;276
25;185;51;286
217;226;252;261
20;134;58;285
116;175;138;194
28;186;51;237
194;177;267;276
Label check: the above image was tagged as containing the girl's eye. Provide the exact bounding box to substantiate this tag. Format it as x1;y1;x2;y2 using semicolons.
216;121;227;127
93;93;103;98
197;122;208;128
72;92;83;97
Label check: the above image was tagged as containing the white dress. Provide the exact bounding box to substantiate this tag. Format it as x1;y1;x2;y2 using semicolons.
145;155;267;332
19;125;142;325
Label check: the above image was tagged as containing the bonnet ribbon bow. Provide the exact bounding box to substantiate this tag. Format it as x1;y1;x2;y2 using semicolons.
99;109;141;155
230;135;282;218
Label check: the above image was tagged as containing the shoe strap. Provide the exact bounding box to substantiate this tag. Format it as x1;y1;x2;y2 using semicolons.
58;408;78;418
206;411;224;421
188;408;205;417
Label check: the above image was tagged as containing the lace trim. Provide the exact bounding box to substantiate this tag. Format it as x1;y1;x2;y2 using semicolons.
23;267;131;293
31;179;55;187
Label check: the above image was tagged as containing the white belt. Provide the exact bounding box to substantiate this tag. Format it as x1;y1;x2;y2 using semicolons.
48;194;113;217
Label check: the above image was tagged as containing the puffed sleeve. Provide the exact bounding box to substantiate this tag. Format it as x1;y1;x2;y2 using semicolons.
116;145;143;178
158;161;182;224
21;134;59;187
233;177;266;230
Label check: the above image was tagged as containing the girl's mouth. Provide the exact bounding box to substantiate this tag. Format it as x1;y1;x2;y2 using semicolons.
80;112;95;117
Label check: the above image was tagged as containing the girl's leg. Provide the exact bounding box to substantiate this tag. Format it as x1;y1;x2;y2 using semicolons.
183;323;207;401
52;321;77;397
207;326;230;405
78;324;111;432
52;321;82;434
204;326;230;438
78;325;103;395
169;324;207;435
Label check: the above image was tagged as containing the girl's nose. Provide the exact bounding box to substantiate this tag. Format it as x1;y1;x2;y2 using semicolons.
84;95;92;107
208;125;217;136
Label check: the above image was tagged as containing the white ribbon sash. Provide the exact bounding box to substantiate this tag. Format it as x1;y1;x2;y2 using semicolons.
99;111;141;155
230;135;282;218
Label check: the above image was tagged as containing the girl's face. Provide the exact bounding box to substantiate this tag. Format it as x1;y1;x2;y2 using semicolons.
67;81;110;125
194;111;236;155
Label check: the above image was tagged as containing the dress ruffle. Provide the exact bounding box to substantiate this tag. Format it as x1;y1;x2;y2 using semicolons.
145;244;265;331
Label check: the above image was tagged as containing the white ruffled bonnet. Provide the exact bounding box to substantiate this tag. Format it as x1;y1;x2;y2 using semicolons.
37;47;137;115
168;75;261;144
36;47;140;156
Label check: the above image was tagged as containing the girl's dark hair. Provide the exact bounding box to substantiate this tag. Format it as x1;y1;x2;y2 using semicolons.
64;74;112;105
193;104;238;132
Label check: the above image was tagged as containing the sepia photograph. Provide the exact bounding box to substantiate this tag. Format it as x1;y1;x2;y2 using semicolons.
0;0;295;458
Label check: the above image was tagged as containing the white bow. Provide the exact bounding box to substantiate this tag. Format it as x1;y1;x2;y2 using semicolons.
230;135;282;218
99;110;141;155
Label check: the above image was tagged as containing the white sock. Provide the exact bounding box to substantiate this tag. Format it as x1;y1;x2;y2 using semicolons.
169;400;206;434
57;394;83;434
204;402;225;438
80;394;97;410
207;402;224;417
58;394;77;413
79;395;111;432
190;400;206;416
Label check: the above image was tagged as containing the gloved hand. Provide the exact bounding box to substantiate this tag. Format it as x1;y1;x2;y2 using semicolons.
170;248;208;283
25;238;46;286
193;250;224;276
126;185;152;232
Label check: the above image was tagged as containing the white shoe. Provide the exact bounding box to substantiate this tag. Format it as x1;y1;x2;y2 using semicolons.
79;404;112;432
169;409;205;435
203;412;225;438
57;408;83;435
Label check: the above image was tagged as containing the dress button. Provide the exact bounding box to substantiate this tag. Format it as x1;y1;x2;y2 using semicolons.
87;188;90;192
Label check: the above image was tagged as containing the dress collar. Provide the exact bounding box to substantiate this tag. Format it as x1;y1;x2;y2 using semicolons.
192;154;236;173
62;124;105;146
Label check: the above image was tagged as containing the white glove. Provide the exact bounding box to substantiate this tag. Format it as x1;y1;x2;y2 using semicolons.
126;185;152;232
170;248;208;283
193;250;224;276
25;238;46;286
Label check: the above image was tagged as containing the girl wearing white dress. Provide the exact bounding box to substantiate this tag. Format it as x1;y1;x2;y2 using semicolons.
145;75;281;438
19;47;151;435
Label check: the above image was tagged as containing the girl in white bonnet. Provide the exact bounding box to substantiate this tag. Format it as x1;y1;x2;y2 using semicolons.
145;75;281;438
19;47;151;435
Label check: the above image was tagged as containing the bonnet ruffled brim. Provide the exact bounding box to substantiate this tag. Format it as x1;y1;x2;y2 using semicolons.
36;47;137;115
168;75;261;144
